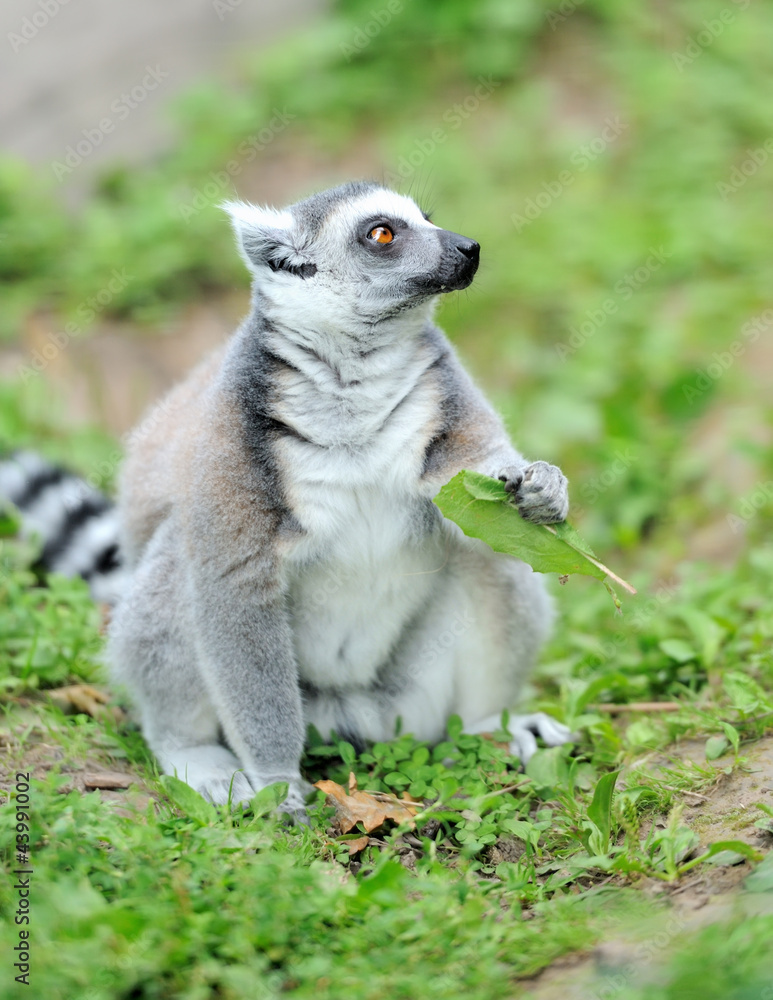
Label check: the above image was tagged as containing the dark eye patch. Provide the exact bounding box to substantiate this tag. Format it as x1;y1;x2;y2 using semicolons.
358;216;410;254
268;257;318;278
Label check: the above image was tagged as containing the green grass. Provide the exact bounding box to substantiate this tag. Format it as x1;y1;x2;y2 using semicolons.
2;0;773;995
1;526;772;997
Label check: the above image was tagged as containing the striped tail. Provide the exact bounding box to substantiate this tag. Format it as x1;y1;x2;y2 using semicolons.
0;451;128;604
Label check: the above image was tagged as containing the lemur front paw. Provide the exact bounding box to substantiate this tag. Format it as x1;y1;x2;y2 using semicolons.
507;712;575;764
498;461;569;525
464;711;576;766
275;778;316;826
190;767;256;808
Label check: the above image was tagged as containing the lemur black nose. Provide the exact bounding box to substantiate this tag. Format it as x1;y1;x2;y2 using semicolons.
456;239;480;263
434;229;481;292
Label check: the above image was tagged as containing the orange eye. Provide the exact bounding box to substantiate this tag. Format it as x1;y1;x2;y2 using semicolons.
368;225;394;244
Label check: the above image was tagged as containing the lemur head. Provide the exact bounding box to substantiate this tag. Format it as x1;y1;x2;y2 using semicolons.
223;182;480;329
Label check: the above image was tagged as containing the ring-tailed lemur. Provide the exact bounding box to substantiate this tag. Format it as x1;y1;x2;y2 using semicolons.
1;182;572;819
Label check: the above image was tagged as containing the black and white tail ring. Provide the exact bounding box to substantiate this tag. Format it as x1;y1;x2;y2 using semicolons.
0;451;126;603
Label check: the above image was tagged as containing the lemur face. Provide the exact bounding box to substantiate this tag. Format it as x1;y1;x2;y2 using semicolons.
224;182;480;325
318;185;480;299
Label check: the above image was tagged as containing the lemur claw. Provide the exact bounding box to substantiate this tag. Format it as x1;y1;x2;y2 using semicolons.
498;461;569;525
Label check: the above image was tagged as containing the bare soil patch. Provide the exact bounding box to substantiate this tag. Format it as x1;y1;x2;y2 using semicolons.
520;733;773;998
0;698;154;816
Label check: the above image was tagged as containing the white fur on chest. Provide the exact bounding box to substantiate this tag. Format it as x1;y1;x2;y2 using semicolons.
270;326;440;543
270;328;445;689
287;523;442;689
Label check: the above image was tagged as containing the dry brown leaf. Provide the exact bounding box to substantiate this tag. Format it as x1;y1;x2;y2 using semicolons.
83;772;134;790
98;603;112;635
346;835;370;855
314;778;418;833
47;684;124;722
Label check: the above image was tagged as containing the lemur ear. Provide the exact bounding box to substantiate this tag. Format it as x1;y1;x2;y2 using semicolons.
221;201;317;278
